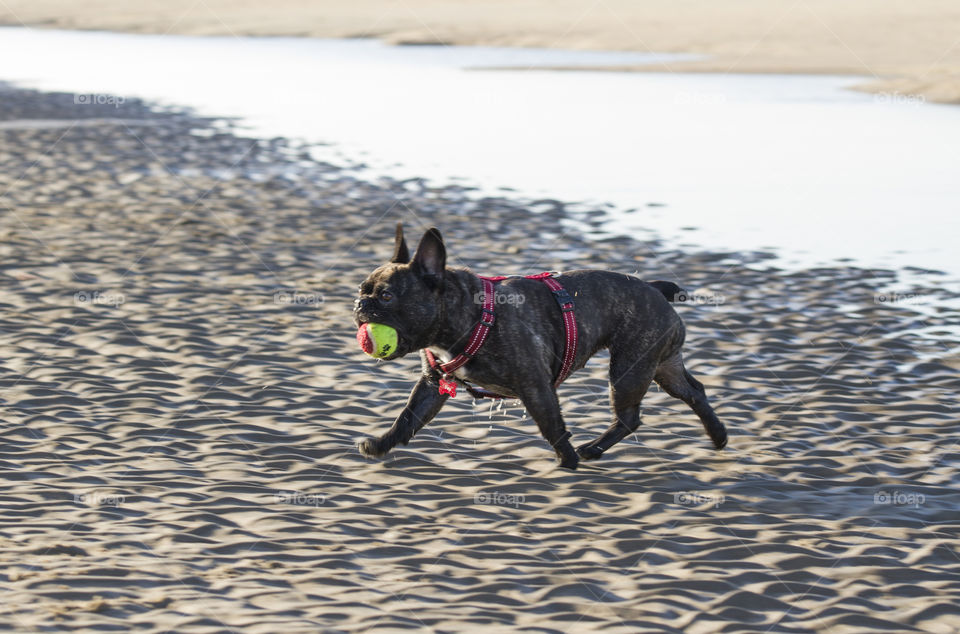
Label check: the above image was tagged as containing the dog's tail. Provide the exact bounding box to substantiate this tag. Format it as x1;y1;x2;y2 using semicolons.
649;280;686;303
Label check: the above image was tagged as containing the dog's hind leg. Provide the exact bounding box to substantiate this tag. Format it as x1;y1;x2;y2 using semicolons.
576;355;657;461
654;352;727;449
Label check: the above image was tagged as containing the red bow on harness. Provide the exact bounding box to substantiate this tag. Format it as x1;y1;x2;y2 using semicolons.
424;272;578;398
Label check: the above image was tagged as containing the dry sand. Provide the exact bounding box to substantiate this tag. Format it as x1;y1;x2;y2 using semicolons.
2;0;960;103
0;87;958;632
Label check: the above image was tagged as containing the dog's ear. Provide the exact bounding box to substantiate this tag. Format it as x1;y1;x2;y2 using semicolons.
411;228;445;289
391;222;410;264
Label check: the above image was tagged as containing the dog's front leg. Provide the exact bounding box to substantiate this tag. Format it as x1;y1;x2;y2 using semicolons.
358;373;448;459
518;382;579;470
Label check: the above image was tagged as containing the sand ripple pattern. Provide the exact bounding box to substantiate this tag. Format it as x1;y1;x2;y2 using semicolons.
0;88;958;633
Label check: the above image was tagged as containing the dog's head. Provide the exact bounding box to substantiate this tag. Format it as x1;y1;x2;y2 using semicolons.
354;223;447;359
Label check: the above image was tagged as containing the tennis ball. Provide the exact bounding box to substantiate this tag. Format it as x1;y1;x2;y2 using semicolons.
357;323;398;358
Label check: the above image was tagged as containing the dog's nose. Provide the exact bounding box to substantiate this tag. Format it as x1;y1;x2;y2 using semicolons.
356;297;375;313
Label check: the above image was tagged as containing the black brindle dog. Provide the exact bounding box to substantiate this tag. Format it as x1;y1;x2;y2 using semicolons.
354;224;727;470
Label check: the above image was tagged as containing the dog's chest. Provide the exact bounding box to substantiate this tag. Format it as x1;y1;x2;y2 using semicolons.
428;346;520;398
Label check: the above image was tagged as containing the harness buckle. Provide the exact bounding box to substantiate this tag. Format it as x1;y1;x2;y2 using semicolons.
552;288;575;312
480;307;496;327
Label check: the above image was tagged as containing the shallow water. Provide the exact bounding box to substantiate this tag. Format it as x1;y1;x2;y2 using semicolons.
1;27;959;277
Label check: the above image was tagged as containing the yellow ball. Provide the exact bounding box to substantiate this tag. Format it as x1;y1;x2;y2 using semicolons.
357;322;398;358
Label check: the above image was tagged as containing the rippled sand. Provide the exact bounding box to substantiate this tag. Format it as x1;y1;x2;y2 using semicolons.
0;88;958;632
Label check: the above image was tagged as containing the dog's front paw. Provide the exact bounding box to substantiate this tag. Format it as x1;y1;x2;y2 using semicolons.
709;423;728;450
558;455;579;470
357;437;387;458
576;442;605;461
557;449;579;470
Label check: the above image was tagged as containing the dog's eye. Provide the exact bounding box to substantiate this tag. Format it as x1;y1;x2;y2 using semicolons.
379;289;393;302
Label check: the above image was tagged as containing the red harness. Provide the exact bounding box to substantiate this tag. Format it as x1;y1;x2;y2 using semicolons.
424;272;578;399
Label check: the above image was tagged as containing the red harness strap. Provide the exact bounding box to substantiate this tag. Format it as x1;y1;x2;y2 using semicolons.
424;277;496;396
424;273;578;398
537;275;578;388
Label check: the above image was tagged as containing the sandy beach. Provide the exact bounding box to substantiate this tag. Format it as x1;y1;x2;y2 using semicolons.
0;86;958;631
2;0;960;104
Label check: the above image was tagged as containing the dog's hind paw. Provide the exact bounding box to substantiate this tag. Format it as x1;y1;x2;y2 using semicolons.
357;437;387;458
576;442;605;461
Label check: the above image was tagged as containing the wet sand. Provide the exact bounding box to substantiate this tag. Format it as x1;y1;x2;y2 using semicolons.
0;87;959;632
2;0;960;104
